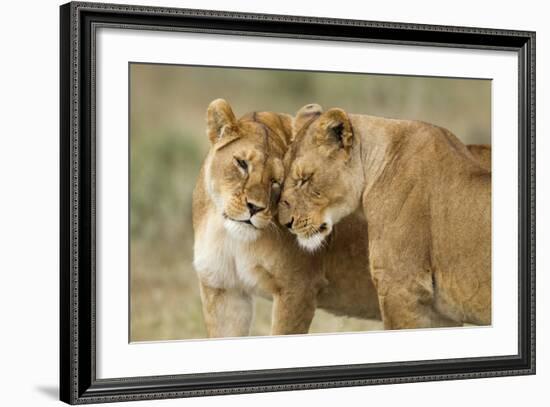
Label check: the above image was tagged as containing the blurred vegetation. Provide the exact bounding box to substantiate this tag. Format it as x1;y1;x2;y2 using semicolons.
130;63;491;342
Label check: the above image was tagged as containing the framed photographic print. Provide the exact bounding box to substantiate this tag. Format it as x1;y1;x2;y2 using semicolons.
60;1;536;404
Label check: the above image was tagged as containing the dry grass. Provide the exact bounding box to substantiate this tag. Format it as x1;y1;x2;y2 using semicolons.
129;63;490;342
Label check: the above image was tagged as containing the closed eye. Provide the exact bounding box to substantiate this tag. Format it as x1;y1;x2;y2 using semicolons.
234;157;248;173
297;174;313;187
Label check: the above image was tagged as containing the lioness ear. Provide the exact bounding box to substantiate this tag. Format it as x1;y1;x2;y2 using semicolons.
292;103;323;138
318;108;353;152
206;99;237;144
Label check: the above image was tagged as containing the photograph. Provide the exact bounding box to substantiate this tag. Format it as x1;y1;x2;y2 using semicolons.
129;63;492;341
58;2;535;403
2;0;544;404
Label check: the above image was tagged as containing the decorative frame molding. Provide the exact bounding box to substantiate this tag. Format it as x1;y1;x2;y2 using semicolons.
60;2;535;404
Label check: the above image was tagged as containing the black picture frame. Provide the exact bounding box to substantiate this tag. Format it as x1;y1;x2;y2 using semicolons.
60;1;536;404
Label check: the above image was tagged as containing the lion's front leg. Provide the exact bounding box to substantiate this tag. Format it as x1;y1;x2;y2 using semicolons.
199;281;253;338
270;288;317;335
369;239;443;330
373;272;437;330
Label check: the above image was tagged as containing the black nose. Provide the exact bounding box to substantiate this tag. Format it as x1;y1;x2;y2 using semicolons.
284;217;294;229
246;201;265;216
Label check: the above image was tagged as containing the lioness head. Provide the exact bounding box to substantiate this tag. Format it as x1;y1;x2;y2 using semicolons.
204;99;292;241
279;104;362;252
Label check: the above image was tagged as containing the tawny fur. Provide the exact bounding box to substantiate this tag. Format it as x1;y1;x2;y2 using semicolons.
467;144;491;171
192;99;380;338
280;105;492;330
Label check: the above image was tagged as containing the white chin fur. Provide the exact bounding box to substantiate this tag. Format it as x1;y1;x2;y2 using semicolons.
297;233;326;252
223;219;261;242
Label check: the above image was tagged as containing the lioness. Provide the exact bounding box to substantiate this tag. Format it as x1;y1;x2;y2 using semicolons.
192;99;380;337
279;104;491;330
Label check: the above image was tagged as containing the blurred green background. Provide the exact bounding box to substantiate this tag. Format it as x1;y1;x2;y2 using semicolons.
130;63;491;342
